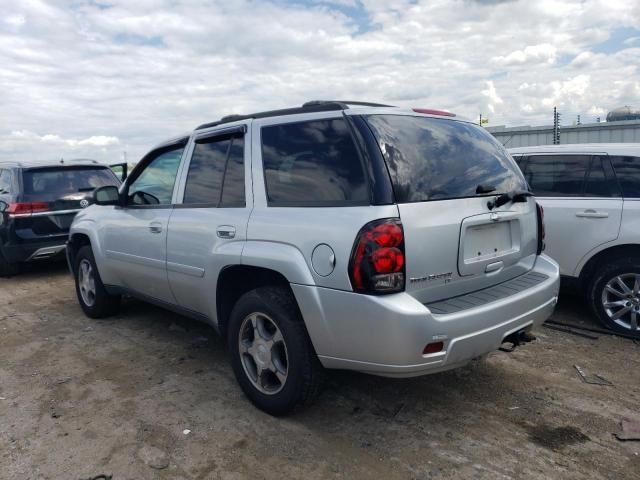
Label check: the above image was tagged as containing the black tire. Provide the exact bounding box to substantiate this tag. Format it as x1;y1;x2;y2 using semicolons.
0;250;19;277
73;245;121;318
228;286;323;416
587;256;640;338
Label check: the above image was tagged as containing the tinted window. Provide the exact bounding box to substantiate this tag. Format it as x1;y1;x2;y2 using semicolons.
611;156;640;198
0;169;11;194
364;115;527;203
584;157;611;197
261;118;368;205
23;167;119;202
183;134;245;207
521;155;590;196
129;147;184;205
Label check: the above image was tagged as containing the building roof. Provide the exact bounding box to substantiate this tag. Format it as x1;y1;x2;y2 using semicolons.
508;143;640;155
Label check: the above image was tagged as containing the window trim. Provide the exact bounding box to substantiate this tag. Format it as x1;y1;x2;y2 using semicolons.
259;116;372;208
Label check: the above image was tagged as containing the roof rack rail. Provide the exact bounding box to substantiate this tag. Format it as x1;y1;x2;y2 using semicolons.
195;100;393;131
302;100;395;108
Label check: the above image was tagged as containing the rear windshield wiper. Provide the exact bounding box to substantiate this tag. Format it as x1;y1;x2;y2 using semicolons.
487;190;533;210
476;184;496;194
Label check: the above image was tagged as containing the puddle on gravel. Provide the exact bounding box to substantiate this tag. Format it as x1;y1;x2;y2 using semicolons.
526;425;590;450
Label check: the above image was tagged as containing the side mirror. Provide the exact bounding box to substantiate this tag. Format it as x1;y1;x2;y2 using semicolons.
94;185;120;206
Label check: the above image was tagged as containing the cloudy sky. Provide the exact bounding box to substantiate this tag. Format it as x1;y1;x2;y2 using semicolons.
1;0;639;163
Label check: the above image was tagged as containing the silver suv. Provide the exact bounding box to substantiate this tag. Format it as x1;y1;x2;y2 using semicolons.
510;143;640;338
67;101;559;415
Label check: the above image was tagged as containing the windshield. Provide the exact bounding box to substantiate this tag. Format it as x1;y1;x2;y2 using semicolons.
23;167;119;202
364;114;527;203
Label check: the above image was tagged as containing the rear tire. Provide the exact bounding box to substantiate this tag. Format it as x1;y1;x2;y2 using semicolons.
587;256;640;338
0;250;19;277
73;245;121;318
228;286;323;416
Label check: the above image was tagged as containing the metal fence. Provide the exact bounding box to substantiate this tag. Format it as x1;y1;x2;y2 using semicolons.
487;119;640;148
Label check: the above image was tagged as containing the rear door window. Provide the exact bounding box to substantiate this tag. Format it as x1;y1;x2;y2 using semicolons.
22;167;119;202
610;156;640;198
183;133;245;207
261;118;368;206
520;155;590;197
364;115;527;202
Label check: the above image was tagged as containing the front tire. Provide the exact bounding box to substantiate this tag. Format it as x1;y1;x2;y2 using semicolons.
0;250;19;277
588;257;640;338
228;286;323;416
74;245;121;318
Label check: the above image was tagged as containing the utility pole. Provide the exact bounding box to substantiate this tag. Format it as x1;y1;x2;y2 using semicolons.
479;113;482;126
553;107;561;145
577;114;581;126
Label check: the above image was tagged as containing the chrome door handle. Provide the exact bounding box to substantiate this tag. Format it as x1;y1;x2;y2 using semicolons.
216;225;236;239
149;222;163;233
576;210;608;218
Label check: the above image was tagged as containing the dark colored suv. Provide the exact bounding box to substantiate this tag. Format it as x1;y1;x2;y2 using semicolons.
0;159;121;276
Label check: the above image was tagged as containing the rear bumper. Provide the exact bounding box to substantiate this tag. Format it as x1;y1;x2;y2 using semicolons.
1;238;68;263
292;254;559;377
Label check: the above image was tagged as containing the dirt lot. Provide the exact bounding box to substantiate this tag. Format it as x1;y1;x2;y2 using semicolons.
1;262;639;480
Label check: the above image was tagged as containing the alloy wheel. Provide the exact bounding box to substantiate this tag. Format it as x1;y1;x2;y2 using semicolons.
238;312;289;395
601;273;640;332
78;259;97;307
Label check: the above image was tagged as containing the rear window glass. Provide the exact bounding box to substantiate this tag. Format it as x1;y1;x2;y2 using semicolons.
364;115;527;203
23;167;119;202
261;118;368;206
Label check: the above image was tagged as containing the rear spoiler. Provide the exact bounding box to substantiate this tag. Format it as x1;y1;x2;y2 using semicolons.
108;162;128;182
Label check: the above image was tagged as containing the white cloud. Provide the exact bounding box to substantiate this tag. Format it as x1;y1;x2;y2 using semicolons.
0;0;638;160
481;81;504;113
1;131;121;162
492;44;558;66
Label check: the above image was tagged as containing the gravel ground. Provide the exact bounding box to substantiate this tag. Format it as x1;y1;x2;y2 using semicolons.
1;261;639;480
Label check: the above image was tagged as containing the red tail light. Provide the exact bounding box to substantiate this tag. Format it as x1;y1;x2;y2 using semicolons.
349;218;405;294
7;202;50;216
536;203;545;255
412;108;456;117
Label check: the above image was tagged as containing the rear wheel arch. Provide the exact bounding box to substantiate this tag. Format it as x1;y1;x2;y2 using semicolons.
68;233;92;270
216;265;299;339
579;244;640;289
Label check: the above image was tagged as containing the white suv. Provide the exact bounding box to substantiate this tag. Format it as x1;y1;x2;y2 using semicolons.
510;143;640;338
